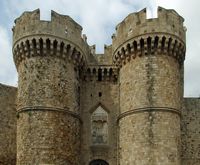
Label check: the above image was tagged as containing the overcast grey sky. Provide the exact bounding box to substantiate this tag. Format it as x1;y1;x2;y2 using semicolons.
0;0;199;97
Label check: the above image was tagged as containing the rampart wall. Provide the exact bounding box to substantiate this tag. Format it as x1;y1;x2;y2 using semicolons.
181;98;200;165
0;84;17;165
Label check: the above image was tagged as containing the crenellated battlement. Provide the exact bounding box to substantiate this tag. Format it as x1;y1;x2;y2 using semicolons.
13;9;83;42
13;9;90;68
112;7;185;45
112;6;186;67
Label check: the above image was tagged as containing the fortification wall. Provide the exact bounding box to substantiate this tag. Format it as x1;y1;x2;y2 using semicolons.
114;7;186;165
16;57;80;164
95;45;113;65
80;66;119;165
181;98;200;165
86;45;113;66
0;84;17;165
118;55;182;164
13;9;88;165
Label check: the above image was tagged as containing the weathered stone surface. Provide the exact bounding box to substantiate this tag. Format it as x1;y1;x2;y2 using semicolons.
80;80;119;165
13;10;83;165
17;57;79;110
118;55;182;165
119;112;181;164
0;84;17;165
181;98;200;165
119;55;182;112
17;111;80;165
114;6;185;165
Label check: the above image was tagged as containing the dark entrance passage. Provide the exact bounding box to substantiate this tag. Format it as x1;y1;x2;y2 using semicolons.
89;159;109;165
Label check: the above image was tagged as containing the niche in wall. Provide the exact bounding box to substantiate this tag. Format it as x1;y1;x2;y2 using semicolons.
91;105;108;145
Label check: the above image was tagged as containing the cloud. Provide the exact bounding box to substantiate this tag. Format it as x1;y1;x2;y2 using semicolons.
74;0;134;51
0;26;17;86
4;0;153;52
0;0;200;96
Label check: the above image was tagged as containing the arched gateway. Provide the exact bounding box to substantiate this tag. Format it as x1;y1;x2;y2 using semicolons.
89;159;109;165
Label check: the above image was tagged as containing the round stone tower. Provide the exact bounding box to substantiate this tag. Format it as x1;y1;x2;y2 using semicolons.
113;7;186;165
13;9;89;164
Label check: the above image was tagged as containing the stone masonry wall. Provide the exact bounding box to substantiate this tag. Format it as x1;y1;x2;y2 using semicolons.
113;7;185;165
17;57;79;111
13;9;89;165
119;56;182;112
16;57;80;165
80;80;119;165
181;98;200;165
119;112;180;164
0;84;17;165
118;55;182;165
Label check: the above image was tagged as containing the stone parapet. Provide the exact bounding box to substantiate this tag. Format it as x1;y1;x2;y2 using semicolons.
13;9;90;69
112;7;186;67
80;65;119;82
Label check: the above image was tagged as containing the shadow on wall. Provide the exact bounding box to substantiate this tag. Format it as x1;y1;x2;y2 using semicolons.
89;159;109;165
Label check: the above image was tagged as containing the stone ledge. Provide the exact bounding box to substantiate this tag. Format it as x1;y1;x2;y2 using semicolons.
117;107;181;122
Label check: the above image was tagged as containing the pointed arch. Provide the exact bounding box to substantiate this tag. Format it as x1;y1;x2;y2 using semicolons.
89;102;110;114
90;103;109;145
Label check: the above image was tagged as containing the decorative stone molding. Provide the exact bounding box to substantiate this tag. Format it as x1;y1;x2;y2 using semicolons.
91;105;108;145
17;106;82;122
117;107;181;122
113;34;186;67
13;36;86;69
